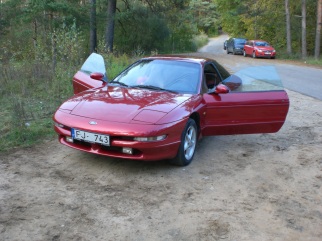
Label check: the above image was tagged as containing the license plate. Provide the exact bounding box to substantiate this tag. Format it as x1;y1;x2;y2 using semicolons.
265;51;271;54
71;129;110;146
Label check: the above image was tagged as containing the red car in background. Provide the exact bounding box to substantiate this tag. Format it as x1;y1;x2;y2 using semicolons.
243;40;276;59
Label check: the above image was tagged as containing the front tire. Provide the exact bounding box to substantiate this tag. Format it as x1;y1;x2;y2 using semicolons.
252;51;257;58
170;119;197;166
243;50;247;57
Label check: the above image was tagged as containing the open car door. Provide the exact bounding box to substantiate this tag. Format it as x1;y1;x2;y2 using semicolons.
202;66;289;136
73;53;107;94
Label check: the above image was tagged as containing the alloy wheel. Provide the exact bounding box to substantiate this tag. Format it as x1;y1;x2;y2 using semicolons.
183;125;197;160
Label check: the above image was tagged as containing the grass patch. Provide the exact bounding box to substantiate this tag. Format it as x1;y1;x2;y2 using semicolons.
305;57;322;66
0;118;56;152
0;53;134;152
276;50;322;67
104;53;134;80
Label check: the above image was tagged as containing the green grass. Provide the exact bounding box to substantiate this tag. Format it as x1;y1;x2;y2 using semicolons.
276;50;322;67
0;53;134;152
305;57;322;66
0;118;56;152
103;53;134;80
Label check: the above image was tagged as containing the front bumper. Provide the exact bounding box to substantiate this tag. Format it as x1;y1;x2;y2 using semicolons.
57;134;181;161
53;110;186;161
256;51;276;58
234;48;244;54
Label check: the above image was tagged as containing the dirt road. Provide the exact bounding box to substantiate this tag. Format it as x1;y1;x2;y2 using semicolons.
1;37;322;241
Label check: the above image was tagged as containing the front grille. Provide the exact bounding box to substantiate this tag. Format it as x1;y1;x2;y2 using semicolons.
73;138;141;156
74;139;91;147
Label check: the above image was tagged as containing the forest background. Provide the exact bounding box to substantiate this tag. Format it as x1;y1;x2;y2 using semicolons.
0;0;321;151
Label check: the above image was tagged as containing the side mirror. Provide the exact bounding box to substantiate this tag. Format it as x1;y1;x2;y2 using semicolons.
90;72;105;81
215;84;229;94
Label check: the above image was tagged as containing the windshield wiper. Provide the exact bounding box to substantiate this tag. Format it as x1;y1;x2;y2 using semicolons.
109;81;128;87
131;85;177;93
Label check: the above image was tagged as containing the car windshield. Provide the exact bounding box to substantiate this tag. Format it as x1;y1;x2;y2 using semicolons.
255;41;270;47
112;59;201;94
223;66;284;92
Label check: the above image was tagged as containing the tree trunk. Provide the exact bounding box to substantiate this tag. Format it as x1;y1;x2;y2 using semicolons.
90;0;97;53
302;0;307;59
105;0;117;52
315;0;322;59
52;31;57;74
285;0;292;54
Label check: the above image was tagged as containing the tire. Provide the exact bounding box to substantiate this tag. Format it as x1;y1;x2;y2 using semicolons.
233;49;236;55
226;48;229;54
243;50;247;57
169;119;198;166
252;51;256;58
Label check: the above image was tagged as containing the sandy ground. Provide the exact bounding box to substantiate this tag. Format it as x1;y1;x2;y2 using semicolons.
1;42;322;240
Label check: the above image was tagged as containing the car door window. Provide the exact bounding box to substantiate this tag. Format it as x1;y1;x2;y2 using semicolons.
203;61;231;92
224;66;285;92
213;61;230;80
204;63;221;90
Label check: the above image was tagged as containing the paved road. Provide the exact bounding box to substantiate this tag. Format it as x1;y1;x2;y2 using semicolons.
199;35;322;100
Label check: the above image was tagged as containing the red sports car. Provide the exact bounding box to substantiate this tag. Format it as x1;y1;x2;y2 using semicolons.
243;40;276;59
53;53;289;166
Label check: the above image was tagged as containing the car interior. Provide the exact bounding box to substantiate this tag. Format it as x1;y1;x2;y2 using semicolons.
204;63;221;90
205;73;220;89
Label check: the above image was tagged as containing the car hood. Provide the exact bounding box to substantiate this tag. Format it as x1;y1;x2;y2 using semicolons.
256;46;275;51
59;85;192;124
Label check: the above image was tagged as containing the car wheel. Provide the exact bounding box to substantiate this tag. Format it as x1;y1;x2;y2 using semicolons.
170;119;197;166
252;52;256;58
233;49;236;55
243;50;247;57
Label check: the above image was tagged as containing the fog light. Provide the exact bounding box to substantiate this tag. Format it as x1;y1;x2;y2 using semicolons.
122;147;133;155
66;136;73;143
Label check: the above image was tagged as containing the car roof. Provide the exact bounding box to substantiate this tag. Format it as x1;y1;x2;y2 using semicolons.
249;40;268;42
231;37;247;40
142;55;213;65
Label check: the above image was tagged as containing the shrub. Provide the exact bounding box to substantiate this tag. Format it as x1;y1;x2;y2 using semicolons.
193;32;209;49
